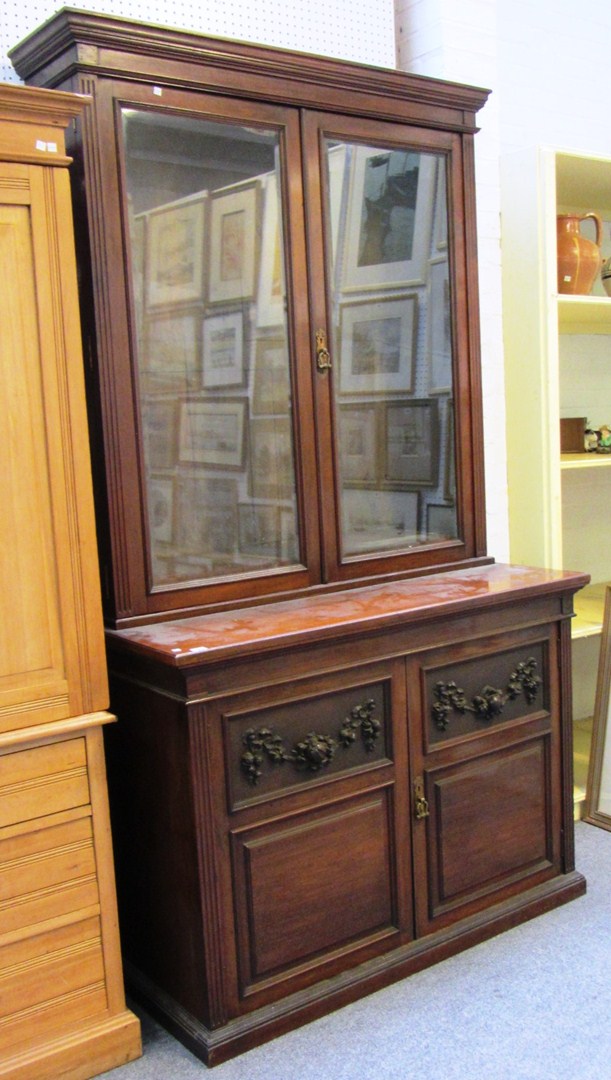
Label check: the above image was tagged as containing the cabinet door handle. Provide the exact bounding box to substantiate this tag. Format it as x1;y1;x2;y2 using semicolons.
414;777;430;820
315;328;332;371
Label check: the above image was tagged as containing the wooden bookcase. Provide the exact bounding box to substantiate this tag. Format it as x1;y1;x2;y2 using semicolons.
9;14;590;1066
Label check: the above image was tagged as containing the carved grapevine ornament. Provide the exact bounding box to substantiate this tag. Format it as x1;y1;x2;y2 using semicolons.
432;657;542;730
240;699;380;784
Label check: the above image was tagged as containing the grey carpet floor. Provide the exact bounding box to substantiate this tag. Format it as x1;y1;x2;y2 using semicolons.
99;821;611;1080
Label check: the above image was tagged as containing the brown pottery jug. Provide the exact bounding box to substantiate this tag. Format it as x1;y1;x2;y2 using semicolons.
557;212;603;295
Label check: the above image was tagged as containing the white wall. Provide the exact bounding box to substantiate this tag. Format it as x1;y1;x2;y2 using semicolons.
0;0;396;82
497;0;611;160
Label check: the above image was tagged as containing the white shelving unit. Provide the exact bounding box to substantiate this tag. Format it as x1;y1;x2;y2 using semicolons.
501;147;611;814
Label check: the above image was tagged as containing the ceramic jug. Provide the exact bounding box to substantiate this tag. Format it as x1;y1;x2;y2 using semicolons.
557;212;603;295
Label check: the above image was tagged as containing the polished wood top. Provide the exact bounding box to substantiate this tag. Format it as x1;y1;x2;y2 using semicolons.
107;563;589;667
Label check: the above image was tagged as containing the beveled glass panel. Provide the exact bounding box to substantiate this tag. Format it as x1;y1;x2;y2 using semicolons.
121;108;300;588
324;140;458;558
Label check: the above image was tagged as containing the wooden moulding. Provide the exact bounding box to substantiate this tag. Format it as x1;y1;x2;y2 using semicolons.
125;871;586;1067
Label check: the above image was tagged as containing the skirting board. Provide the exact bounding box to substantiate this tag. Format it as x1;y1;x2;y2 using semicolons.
0;1009;142;1080
125;870;586;1067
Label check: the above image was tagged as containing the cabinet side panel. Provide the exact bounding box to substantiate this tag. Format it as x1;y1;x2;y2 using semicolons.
104;677;210;1024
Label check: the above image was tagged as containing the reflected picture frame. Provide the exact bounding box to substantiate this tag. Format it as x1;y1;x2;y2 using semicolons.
209;180;259;303
176;474;239;557
148;476;175;544
426;501;457;540
141;399;179;471
338;403;380;486
202;308;245;389
585;584;611;831
342;145;436;291
252;334;291;416
248;415;295;500
432;155;448;251
179;399;247;469
145;193;206;308
142;309;201;392
428;255;453;395
381;398;439;490
256;172;286;328
238;502;280;558
339;294;417;394
341;487;419;556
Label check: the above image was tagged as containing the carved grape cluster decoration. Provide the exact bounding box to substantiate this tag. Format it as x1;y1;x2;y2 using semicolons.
240;698;380;785
432;657;542;731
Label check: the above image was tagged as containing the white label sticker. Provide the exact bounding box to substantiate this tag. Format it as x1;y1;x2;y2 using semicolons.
35;140;59;153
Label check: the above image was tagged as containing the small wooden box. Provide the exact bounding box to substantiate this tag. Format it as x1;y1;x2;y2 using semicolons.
560;417;585;452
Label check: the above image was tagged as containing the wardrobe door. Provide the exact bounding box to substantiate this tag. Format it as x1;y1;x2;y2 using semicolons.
0;160;107;733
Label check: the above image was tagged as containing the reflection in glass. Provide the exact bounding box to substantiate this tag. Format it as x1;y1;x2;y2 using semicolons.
121;108;300;587
324;139;458;557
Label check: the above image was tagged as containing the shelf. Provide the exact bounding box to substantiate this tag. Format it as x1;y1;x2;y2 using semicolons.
572;581;609;638
558;295;611;334
556;150;611;215
561;452;611;470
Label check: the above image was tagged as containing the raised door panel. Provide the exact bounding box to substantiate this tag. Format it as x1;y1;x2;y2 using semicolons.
420;735;554;931
231;788;401;1002
0;161;108;732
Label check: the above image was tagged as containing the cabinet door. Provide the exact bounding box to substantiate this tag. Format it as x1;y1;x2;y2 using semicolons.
82;80;321;621
59;56;487;626
408;628;562;935
0;161;107;731
301;112;486;584
207;660;412;1011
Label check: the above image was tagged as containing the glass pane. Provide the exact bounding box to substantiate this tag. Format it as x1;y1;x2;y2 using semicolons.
121;108;300;588
324;140;458;558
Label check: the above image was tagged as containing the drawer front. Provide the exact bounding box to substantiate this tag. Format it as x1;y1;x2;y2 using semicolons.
0;738;90;828
0;815;99;935
422;640;549;750
0;915;108;1055
224;676;393;811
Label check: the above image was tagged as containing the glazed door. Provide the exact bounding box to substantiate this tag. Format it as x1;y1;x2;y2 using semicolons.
89;82;322;619
301;111;483;583
75;77;487;622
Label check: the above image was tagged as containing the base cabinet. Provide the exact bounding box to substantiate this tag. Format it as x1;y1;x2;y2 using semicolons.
104;564;587;1066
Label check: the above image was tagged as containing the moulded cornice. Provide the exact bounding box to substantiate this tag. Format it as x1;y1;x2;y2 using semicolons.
9;7;490;132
